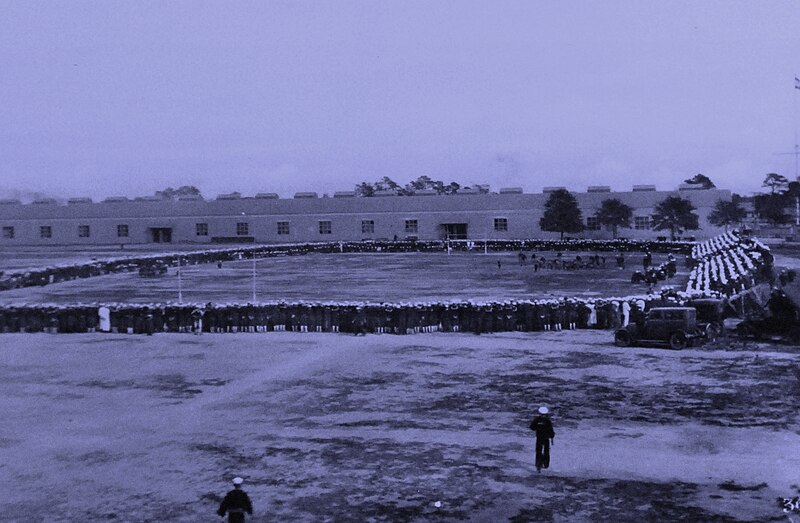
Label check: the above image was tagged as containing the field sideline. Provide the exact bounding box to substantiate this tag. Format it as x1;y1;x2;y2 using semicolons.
1;331;798;522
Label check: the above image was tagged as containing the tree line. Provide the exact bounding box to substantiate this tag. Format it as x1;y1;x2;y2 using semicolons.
541;172;800;240
542;174;727;241
754;173;800;225
538;189;701;241
354;176;489;196
539;174;720;240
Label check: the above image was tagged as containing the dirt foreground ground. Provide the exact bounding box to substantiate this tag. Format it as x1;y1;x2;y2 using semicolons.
1;331;798;522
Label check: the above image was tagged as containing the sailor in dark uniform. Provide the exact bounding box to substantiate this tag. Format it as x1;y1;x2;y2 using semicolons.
217;477;253;523
529;406;556;473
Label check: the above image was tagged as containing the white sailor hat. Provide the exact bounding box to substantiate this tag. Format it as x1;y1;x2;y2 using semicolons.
538;406;549;415
232;477;244;485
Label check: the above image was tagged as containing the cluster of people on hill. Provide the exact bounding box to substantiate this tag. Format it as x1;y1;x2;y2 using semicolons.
686;230;773;296
691;230;744;259
0;296;664;335
0;239;693;292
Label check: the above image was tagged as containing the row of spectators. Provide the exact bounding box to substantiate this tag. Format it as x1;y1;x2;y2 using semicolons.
0;238;694;293
457;238;692;254
0;296;674;335
686;230;773;296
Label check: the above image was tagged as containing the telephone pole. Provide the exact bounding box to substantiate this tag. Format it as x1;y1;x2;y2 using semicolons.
774;77;800;225
177;256;183;303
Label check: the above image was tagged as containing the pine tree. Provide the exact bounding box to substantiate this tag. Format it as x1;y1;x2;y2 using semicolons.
708;196;746;231
651;196;700;240
539;189;584;240
595;198;633;238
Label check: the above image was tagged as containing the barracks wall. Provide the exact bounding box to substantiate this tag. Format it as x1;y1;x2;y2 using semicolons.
0;187;731;246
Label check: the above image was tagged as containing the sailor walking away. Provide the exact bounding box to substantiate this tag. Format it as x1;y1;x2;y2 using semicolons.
529;406;556;473
217;477;253;523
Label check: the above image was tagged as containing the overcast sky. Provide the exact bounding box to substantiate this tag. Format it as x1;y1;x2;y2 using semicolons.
1;1;799;200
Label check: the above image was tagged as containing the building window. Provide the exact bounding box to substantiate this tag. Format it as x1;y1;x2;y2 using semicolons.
494;218;508;232
277;221;290;235
2;226;14;239
586;217;600;231
404;219;418;233
117;224;129;237
319;220;332;234
40;226;52;239
634;216;651;230
236;222;249;236
361;220;375;234
78;225;90;238
196;223;208;236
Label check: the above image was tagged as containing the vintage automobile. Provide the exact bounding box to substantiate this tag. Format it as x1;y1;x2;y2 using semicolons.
614;306;707;350
686;298;727;341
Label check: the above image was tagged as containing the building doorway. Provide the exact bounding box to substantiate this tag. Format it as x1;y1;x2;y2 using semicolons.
441;223;468;240
149;227;173;243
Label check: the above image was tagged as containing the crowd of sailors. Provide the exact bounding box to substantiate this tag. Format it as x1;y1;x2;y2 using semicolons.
0;296;670;335
686;230;773;296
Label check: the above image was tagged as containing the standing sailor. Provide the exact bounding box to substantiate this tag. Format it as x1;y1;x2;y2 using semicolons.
529;406;556;473
217;477;253;522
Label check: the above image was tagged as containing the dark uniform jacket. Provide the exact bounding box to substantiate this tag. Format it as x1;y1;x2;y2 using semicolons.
217;488;253;522
529;415;555;443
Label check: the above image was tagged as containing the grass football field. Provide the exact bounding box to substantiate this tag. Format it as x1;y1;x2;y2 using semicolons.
0;251;686;305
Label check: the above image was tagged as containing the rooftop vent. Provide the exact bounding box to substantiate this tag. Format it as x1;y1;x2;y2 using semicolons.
587;186;611;193
32;198;58;205
293;192;318;199
255;192;279;199
543;187;566;193
103;196;129;203
133;196;163;202
632;185;656;192
499;187;523;194
0;199;21;205
678;183;706;191
333;191;356;198
216;192;242;200
456;188;480;195
177;195;204;201
373;190;397;197
67;197;93;204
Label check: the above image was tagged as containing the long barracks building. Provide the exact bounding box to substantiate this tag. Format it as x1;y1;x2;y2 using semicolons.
0;185;731;246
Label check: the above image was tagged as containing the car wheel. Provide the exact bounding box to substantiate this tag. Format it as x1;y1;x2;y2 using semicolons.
669;331;687;350
615;330;632;347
